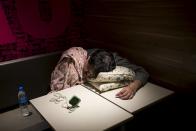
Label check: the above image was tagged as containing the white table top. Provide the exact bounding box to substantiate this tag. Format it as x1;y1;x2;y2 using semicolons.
100;82;174;113
30;85;133;131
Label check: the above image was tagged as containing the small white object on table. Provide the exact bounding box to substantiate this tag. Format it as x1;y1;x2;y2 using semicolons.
30;85;133;131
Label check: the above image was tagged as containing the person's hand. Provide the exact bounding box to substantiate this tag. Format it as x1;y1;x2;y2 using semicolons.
115;80;142;100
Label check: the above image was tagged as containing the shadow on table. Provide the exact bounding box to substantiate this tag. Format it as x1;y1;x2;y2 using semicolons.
116;92;195;131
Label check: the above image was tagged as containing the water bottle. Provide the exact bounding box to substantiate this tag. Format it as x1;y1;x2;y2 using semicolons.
18;85;30;117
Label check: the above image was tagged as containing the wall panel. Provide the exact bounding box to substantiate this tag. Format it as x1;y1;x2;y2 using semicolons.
84;0;196;91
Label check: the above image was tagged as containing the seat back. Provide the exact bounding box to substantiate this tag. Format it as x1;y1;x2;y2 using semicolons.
0;52;61;111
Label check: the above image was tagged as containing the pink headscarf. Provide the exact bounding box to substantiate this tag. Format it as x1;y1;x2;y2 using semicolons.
50;47;87;91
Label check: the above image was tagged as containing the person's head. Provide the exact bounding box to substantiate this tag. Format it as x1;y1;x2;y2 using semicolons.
85;49;116;79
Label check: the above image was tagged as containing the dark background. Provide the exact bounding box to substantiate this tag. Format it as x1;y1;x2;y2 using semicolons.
0;0;195;130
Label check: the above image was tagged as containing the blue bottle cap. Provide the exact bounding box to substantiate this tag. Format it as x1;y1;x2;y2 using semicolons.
18;85;24;91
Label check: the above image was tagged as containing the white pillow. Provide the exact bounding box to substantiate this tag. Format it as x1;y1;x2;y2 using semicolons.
87;66;135;92
87;66;135;83
88;82;129;92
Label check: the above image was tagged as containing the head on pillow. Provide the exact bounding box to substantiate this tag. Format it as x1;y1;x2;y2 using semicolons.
87;49;116;79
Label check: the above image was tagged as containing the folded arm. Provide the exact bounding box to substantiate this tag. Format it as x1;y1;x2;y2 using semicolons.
113;52;149;99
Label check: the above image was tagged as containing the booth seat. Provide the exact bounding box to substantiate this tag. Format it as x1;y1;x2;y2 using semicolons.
0;51;174;131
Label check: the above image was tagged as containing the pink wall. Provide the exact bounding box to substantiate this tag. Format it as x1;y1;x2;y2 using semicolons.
0;0;84;62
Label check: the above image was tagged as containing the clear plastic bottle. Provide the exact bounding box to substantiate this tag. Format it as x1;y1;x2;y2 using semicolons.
18;85;30;117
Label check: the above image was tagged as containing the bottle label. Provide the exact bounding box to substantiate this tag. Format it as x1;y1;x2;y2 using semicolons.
19;96;28;104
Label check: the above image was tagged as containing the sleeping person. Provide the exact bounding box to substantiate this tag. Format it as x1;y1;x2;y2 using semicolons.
50;47;149;100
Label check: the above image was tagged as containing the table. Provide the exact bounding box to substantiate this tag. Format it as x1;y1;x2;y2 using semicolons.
100;82;174;113
30;85;133;131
